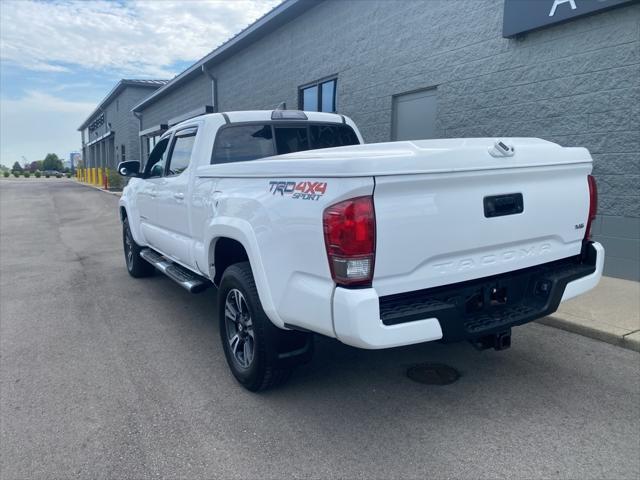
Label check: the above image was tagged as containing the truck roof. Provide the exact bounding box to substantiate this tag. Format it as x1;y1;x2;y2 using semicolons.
189;110;346;126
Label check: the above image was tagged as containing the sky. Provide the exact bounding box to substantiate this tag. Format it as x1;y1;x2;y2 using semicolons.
0;0;281;167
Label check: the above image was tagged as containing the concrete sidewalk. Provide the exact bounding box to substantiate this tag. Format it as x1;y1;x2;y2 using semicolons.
539;276;640;352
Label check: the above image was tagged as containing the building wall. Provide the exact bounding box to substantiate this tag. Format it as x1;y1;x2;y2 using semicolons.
137;0;640;280
84;85;162;168
140;74;213;130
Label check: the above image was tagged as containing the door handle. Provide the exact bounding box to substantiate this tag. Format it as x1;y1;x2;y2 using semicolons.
149;189;157;198
173;193;185;200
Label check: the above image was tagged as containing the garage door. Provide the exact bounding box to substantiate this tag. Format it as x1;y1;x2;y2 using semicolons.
391;88;438;141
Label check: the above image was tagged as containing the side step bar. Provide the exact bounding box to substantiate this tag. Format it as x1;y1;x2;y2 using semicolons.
139;249;209;293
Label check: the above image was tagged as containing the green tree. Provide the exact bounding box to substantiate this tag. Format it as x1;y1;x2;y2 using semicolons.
12;161;23;172
41;153;63;172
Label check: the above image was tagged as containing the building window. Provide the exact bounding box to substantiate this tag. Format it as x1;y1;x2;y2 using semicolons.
145;136;160;160
121;144;126;162
299;77;337;112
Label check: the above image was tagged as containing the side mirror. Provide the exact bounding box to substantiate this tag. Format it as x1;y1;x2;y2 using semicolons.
117;160;141;177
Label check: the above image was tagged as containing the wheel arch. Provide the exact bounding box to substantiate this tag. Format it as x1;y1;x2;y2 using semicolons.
205;220;284;328
210;237;249;286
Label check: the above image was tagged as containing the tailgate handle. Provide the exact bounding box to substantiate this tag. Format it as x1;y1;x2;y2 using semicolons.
484;193;524;218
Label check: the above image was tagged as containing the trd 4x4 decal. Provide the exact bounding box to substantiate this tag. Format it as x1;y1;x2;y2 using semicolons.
269;181;327;201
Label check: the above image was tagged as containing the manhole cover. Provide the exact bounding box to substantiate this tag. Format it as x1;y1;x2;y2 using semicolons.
407;363;460;385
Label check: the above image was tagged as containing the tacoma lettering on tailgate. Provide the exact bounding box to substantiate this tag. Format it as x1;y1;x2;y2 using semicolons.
432;243;552;274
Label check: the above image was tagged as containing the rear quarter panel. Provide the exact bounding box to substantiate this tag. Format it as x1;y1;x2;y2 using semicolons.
194;175;373;335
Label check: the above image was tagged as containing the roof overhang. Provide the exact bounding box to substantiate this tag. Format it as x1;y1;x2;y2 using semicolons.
131;0;321;113
85;130;114;147
139;124;168;137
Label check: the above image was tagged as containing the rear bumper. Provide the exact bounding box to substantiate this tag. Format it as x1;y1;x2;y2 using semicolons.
332;242;603;349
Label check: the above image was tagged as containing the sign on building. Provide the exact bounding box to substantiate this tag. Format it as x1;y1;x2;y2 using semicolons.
502;0;635;37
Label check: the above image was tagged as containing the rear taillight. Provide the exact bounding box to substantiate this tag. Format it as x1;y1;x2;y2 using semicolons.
323;196;376;287
585;174;598;241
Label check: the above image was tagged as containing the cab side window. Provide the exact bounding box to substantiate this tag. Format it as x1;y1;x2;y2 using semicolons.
166;129;197;176
212;124;275;164
145;137;170;178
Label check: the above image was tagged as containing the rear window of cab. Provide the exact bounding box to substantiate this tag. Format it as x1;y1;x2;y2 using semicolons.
211;123;359;164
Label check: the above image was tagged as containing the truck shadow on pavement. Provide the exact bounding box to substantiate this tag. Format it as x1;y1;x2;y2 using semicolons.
136;269;630;402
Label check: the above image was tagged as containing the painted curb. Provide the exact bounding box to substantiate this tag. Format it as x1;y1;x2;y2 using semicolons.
76;181;122;197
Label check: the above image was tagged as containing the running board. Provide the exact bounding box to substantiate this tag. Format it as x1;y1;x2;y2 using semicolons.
139;249;209;293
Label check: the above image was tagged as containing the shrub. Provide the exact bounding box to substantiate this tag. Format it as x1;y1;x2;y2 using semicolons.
66;173;72;178
106;168;124;190
56;173;62;178
45;174;50;178
34;171;41;178
3;171;9;178
23;172;30;178
13;172;20;177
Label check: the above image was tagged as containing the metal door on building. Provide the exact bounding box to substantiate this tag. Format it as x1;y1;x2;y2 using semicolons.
391;88;438;141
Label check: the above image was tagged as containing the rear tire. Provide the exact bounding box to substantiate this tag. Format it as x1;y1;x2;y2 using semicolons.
123;218;154;278
218;262;312;391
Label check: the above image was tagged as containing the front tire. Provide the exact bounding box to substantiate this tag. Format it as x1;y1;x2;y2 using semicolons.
123;218;154;278
218;262;312;391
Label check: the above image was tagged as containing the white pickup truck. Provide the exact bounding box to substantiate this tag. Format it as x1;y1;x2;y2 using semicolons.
118;110;604;391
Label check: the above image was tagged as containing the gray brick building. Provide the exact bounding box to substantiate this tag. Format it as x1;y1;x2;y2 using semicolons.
78;79;167;173
125;0;639;279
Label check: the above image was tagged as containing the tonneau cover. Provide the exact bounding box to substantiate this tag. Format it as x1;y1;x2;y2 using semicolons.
197;138;591;178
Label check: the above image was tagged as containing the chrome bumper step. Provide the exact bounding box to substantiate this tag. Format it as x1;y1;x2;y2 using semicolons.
139;249;209;293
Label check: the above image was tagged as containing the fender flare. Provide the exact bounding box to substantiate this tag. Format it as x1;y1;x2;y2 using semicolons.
118;198;145;246
205;217;284;328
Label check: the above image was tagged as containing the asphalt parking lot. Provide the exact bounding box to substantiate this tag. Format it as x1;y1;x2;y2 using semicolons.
1;179;639;479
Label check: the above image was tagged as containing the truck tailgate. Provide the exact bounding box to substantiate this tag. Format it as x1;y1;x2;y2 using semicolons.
372;161;592;297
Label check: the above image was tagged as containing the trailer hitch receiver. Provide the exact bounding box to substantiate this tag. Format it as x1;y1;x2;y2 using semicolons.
470;328;512;351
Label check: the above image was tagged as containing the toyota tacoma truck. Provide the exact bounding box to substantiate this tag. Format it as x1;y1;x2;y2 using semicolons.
117;110;604;391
